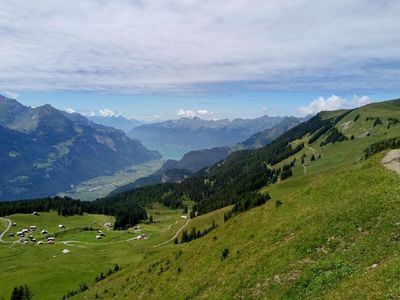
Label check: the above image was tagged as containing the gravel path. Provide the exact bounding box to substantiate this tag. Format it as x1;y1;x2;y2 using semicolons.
0;217;12;243
381;149;400;174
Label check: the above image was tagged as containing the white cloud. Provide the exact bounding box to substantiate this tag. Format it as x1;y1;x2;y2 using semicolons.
0;1;399;92
177;109;211;118
99;108;118;117
64;108;119;117
298;95;373;116
351;95;372;106
177;109;196;118
78;111;96;117
196;110;208;115
65;108;75;114
2;91;19;99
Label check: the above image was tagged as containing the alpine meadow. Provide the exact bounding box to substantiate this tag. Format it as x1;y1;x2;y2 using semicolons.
0;1;400;300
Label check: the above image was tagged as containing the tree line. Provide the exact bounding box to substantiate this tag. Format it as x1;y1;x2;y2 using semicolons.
0;112;352;229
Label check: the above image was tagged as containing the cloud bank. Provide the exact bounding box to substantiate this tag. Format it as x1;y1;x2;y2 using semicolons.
0;1;399;93
298;95;372;115
65;108;120;118
177;109;211;118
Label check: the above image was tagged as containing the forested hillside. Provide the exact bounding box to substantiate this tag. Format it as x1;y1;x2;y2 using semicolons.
112;117;303;194
77;98;400;300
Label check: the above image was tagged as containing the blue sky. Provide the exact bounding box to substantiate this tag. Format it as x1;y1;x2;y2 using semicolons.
11;89;400;121
1;1;399;121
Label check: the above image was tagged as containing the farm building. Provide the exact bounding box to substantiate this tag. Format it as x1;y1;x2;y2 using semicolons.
58;224;65;229
41;230;48;234
32;211;40;216
136;234;148;240
104;222;113;228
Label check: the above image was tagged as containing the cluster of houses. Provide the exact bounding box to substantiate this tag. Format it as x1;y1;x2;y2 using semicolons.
9;221;67;245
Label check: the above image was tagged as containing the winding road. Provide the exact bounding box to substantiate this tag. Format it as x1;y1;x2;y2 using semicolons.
153;218;191;248
0;216;189;248
0;217;12;243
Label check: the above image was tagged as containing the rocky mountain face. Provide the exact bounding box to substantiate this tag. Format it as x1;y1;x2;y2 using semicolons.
0;95;160;200
127;115;287;158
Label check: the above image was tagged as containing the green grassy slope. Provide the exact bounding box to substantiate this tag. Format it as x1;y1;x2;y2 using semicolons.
0;207;187;299
80;154;400;299
1;99;399;299
78;99;400;299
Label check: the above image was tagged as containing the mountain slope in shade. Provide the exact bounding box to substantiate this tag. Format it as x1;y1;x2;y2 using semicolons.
127;115;286;157
238;117;301;149
162;146;231;172
0;95;160;200
87;115;141;132
111;117;302;194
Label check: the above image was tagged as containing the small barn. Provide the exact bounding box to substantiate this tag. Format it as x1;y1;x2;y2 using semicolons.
104;222;113;228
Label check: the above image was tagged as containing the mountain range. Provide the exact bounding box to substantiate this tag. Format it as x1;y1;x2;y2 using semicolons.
86;115;142;132
127;115;288;159
0;95;160;200
112;117;301;194
2;99;400;299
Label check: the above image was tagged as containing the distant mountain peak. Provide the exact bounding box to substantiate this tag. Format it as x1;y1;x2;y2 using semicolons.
0;95;160;200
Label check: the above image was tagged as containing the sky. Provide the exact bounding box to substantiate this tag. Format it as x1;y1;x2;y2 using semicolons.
0;1;399;121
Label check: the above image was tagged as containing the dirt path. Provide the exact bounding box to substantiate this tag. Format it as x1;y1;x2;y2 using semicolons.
61;236;139;246
302;144;316;176
153;219;191;248
167;219;179;230
381;149;400;174
0;217;12;243
304;144;316;155
0;216;190;248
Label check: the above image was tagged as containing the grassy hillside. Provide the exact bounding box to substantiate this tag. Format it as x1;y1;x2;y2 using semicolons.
0;207;188;299
79;154;400;299
1;99;399;299
76;99;400;299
